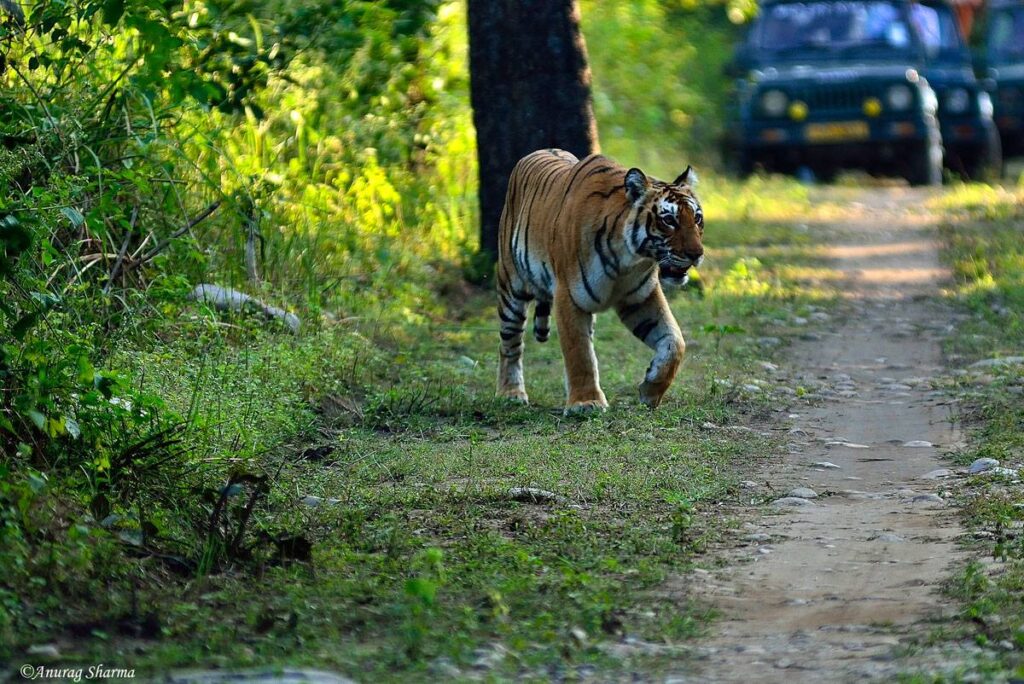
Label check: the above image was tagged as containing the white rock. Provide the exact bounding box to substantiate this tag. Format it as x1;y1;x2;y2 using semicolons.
902;440;934;448
742;384;764;393
812;461;841;469
787;487;818;499
981;467;1020;478
759;362;779;372
968;458;1000;474
919;469;953;480
772;497;816;507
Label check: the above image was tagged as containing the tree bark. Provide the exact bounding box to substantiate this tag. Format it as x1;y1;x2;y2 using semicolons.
468;0;599;265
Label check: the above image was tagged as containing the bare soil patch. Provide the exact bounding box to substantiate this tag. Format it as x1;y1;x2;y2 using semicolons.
687;187;968;682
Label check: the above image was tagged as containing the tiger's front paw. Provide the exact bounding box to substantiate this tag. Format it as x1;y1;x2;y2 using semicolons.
638;381;668;409
498;388;530;404
563;398;608;417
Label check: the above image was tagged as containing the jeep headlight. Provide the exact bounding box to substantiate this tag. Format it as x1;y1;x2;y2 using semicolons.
945;88;970;114
886;84;913;111
760;89;789;117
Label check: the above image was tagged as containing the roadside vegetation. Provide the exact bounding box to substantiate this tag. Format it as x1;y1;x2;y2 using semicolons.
0;0;848;676
932;182;1024;678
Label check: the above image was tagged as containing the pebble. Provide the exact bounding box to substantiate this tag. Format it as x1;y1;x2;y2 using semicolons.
757;337;782;348
812;461;841;469
787;487;818;499
760;362;779;372
800;332;823;341
792;317;808;326
919;469;953;480
740;480;759;489
745;532;771;542
772;497;816;508
880;383;913;392
968;458;1000;474
912;494;946;506
902;440;934;448
742;384;764;393
872;533;906;543
826;441;871;449
810;312;831;322
758;547;772;555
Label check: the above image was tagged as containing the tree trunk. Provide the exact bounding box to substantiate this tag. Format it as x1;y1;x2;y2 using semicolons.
468;0;600;265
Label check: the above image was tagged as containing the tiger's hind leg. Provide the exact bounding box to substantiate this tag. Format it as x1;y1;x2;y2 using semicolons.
615;283;685;409
496;285;532;403
533;299;551;342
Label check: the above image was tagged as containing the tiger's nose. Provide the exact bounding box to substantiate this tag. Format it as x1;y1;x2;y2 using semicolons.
684;248;704;263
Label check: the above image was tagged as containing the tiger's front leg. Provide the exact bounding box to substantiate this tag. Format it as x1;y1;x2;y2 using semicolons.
555;286;608;415
615;285;685;409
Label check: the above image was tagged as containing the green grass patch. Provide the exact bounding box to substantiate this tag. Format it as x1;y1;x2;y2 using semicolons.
1;173;842;679
934;181;1024;678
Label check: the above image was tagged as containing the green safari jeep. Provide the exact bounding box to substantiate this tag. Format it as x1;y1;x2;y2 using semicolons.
724;0;1002;184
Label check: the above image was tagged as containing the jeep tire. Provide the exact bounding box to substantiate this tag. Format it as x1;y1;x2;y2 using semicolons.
962;127;1003;182
906;137;942;187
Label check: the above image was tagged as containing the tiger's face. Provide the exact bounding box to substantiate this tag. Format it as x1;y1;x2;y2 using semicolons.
625;166;704;287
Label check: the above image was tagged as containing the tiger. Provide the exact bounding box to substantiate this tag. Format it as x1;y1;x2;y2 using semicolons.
496;149;705;415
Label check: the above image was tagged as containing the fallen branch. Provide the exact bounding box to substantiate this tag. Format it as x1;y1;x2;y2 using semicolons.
104;205;138;293
121;201;220;275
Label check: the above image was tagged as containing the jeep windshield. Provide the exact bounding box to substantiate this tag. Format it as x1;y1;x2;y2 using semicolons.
987;6;1024;63
750;1;962;59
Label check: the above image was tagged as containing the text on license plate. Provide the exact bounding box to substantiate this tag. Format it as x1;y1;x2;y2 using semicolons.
805;121;870;143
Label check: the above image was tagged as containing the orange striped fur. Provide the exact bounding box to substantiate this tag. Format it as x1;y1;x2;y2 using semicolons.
496;149;705;414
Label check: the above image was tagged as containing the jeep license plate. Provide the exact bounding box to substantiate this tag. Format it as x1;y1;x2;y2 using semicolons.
804;121;870;143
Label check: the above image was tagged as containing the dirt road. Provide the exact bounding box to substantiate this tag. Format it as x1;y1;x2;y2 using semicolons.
688;187;968;682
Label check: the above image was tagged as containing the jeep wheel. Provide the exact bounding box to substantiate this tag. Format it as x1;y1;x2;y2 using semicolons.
906;138;942;187
962;128;1003;182
727;146;755;180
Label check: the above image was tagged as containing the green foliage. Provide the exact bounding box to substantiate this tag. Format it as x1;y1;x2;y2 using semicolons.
581;0;745;176
0;0;837;674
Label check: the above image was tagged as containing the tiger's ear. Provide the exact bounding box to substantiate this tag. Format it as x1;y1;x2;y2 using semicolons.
674;165;697;187
625;168;649;203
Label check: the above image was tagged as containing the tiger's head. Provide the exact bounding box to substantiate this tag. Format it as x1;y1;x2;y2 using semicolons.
624;166;704;288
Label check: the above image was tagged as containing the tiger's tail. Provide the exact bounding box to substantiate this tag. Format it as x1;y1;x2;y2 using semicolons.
533;300;551;343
